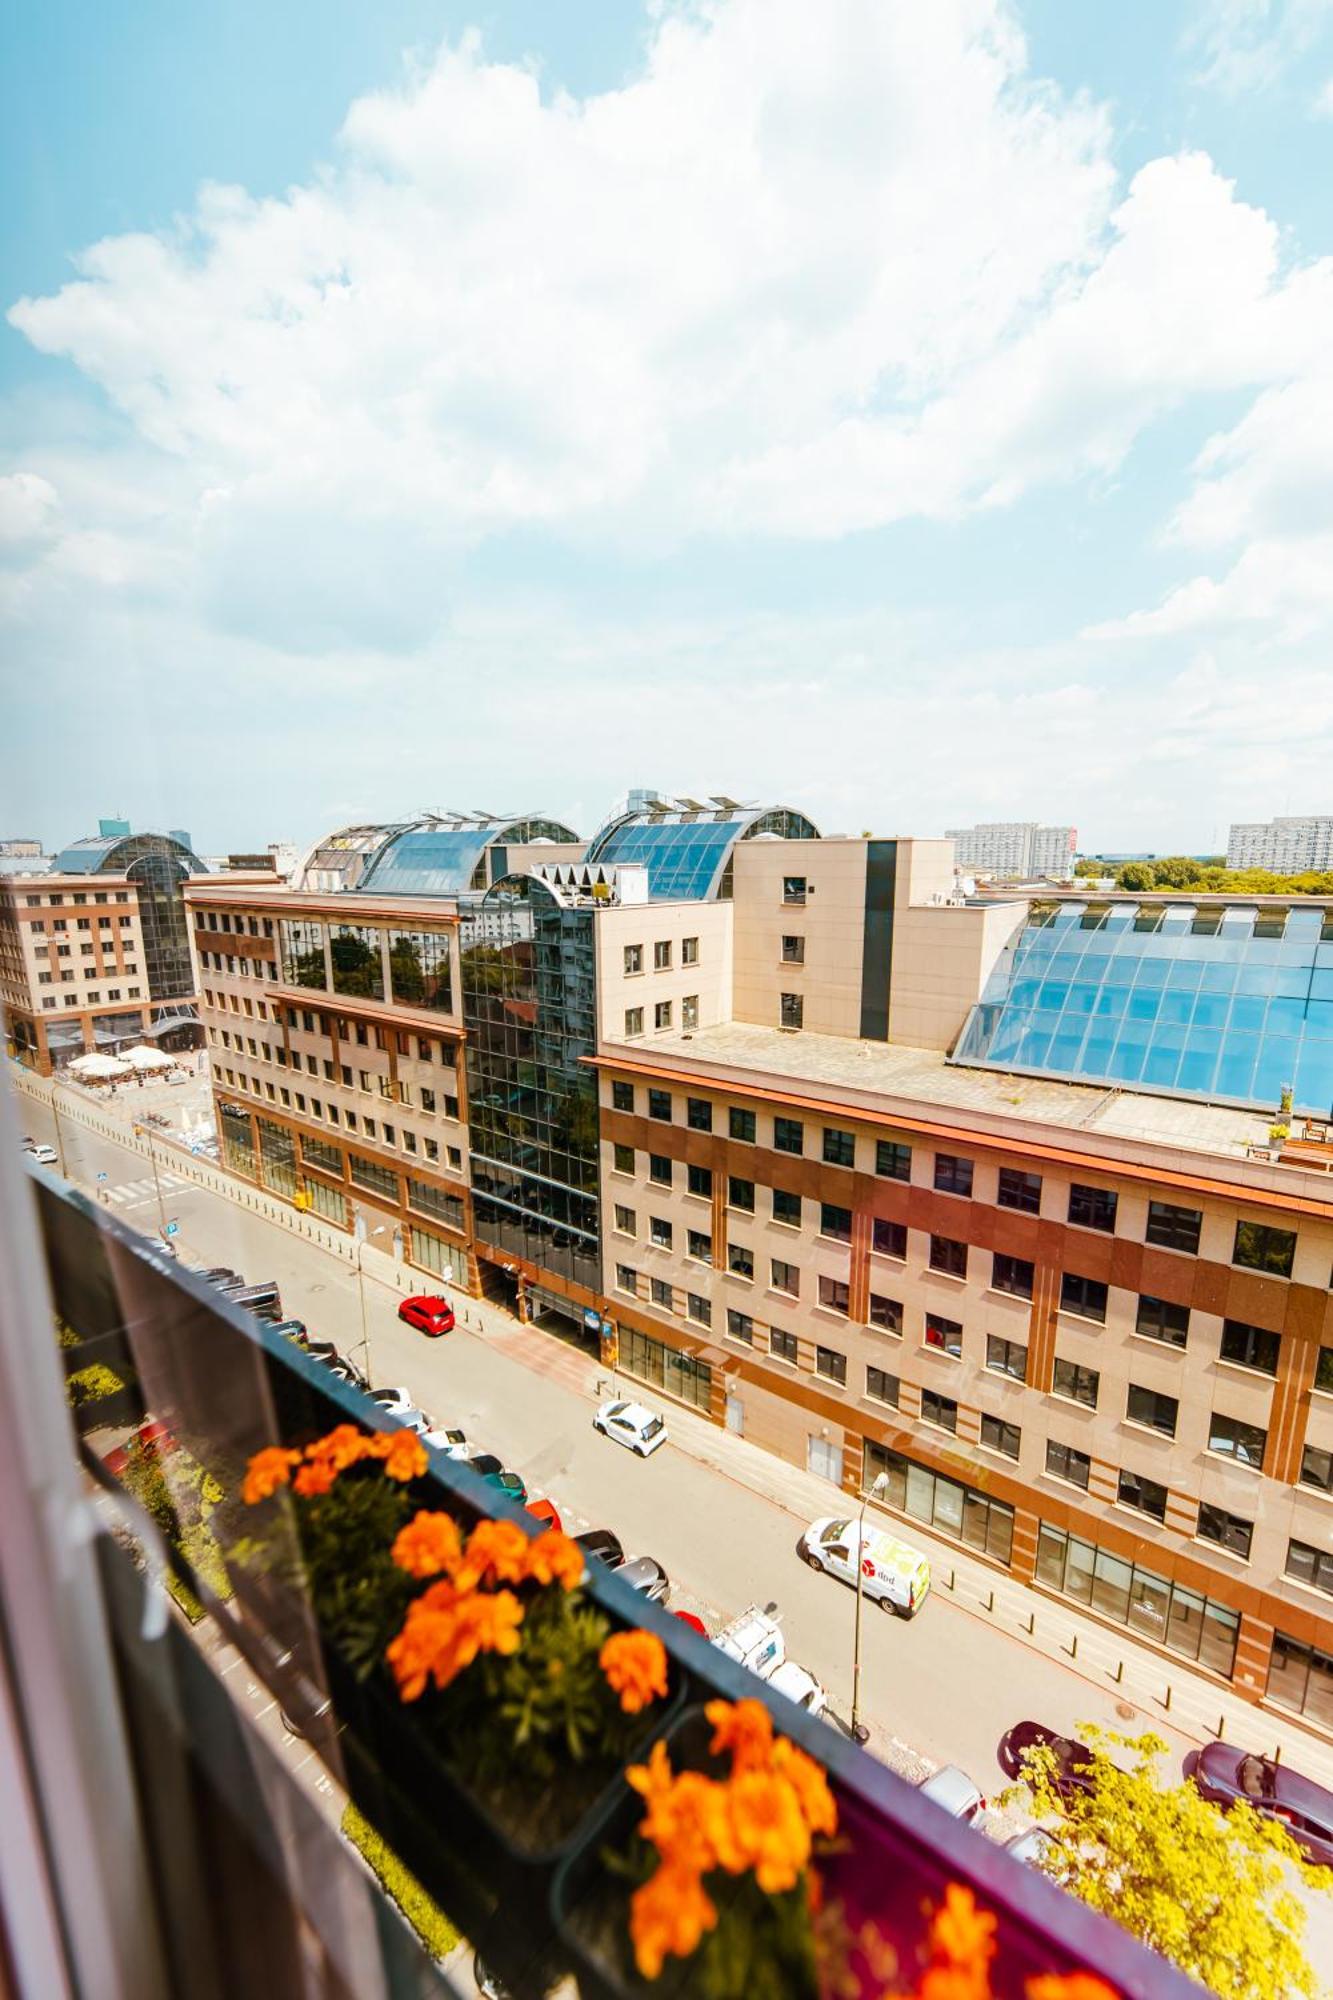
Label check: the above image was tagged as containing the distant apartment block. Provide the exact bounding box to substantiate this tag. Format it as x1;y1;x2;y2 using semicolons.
1227;817;1333;873
945;821;1076;879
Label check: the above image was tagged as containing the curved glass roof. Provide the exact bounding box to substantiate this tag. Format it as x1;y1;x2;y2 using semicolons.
586;801;819;901
953;899;1333;1114
53;831;205;874
357;815;580;897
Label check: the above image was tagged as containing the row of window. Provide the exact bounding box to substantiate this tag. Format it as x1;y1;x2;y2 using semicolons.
198;909;275;937
30;914;134;933
606;1088;1307;1276
217;1076;464;1171
198;950;280;981
205;991;456;1070
622;936;700;975
211;1025;460;1120
23;890;130;907
624;996;701;1037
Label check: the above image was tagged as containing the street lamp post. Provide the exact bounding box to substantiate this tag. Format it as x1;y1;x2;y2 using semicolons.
353;1225;387;1377
850;1471;891;1747
49;1069;69;1178
133;1123;169;1241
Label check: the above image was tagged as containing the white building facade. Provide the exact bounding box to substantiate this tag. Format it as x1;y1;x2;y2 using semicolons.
945;821;1076;879
1227;818;1333;872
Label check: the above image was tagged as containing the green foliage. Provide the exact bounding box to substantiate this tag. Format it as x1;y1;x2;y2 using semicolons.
119;1435;231;1606
66;1362;125;1406
1005;1726;1327;2000
491;1590;616;1775
340;1803;459;1962
1100;856;1333;895
284;1476;415;1678
57;1320;81;1350
1269;1123;1291;1145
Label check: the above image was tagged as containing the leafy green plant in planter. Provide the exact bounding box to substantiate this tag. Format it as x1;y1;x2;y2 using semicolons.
67;1361;126;1407
341;1803;459;1962
117;1432;232;1612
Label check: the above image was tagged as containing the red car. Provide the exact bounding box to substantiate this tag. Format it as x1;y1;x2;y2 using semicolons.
104;1419;175;1480
673;1611;709;1638
1185;1744;1333;1870
525;1498;562;1533
397;1294;456;1337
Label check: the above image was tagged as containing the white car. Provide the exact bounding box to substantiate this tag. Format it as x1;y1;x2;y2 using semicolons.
24;1143;58;1167
421;1426;471;1459
593;1399;667;1457
918;1765;986;1823
767;1660;828;1719
370;1386;415;1415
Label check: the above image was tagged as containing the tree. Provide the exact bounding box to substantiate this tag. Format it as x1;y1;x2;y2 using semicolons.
1115;862;1156;891
1006;1726;1328;2000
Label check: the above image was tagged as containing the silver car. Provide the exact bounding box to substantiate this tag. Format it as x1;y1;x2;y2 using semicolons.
917;1764;986;1823
618;1555;671;1605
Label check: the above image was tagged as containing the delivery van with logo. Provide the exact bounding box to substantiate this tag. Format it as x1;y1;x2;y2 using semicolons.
798;1516;931;1618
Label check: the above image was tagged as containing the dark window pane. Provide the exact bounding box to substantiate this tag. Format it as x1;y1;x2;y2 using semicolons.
933;1153;973;1196
1198;1505;1253;1561
822;1127;855;1167
687;1097;712;1132
772;1187;802;1225
1060;1272;1107;1323
687;1163;713;1197
1118;1468;1168;1521
921;1389;958;1433
819;1202;852;1242
986;1334;1027;1380
770;1329;798;1364
866;1366;899;1406
1233;1220;1296;1278
875;1140;911;1181
648;1088;672;1122
1068;1183;1118;1232
929;1234;967;1278
1145;1200;1201;1254
729;1107;756;1143
728;1175;755;1212
1219;1319;1281;1376
868;1292;902;1333
924;1313;962;1357
1127;1384;1178;1437
816;1344;846;1384
1208;1411;1268;1468
612;1080;634;1112
774;1116;804;1154
1045;1440;1090;1489
872;1217;906;1258
1135;1295;1189;1347
992;1252;1033;1299
980;1413;1021;1460
997;1167;1041;1214
1053;1357;1099;1407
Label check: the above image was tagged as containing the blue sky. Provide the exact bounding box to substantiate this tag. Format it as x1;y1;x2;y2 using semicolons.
3;0;1333;856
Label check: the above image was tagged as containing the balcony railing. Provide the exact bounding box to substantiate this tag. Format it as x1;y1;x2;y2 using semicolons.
34;1170;1199;1999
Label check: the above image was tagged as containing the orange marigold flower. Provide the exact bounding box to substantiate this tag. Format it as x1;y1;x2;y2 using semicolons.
381;1430;429;1483
772;1737;838;1837
628;1739;675;1809
1027;1979;1118;2000
456;1518;531;1588
242;1446;301;1504
293;1458;337;1497
629;1861;717;1980
523;1528;586;1591
385;1584;524;1700
930;1883;997;1976
725;1768;811;1893
600;1630;669;1714
705;1695;774;1773
391;1510;463;1580
306;1423;372;1473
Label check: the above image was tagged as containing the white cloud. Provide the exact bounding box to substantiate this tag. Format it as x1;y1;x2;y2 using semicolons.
1185;0;1333;95
0;471;60;549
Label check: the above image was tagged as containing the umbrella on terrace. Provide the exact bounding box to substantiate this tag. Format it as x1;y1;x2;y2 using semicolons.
120;1045;175;1071
68;1052;132;1080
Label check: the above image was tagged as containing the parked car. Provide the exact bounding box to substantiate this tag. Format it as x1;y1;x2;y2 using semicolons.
1004;1826;1058;1869
593;1399;667;1457
767;1660;829;1720
998;1722;1096;1801
24;1143;58;1167
473;1956;513;2000
397;1293;456;1338
194;1266;244;1288
917;1765;986;1823
673;1611;709;1637
1184;1744;1333;1869
525;1498;562;1532
798;1517;931;1617
103;1419;176;1481
270;1319;308;1344
370;1386;416;1416
713;1603;785;1679
619;1555;671;1605
574;1528;626;1570
305;1341;368;1391
421;1426;471;1459
468;1454;528;1503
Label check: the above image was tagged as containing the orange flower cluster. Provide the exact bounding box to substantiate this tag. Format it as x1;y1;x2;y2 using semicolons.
882;1885;1118;2000
625;1697;837;1980
599;1630;669;1715
387;1577;525;1699
242;1423;429;1505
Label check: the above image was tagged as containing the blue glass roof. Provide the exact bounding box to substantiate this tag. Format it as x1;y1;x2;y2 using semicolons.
53;831;203;874
357;828;495;896
953;901;1333;1114
586;804;819;901
53;836;124;873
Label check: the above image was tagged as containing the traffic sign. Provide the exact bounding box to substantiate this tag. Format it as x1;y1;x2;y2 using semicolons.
97;1171;108;1182
163;1221;179;1238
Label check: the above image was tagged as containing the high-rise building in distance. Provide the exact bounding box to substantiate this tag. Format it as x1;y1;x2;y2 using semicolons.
945;821;1076;878
1227;817;1333;872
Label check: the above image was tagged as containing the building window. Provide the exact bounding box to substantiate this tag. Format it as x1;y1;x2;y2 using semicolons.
682;937;699;965
387;929;453;1011
687;1293;711;1327
1068;1183;1118;1232
729;1107;756;1143
682;994;699;1030
929;1235;967;1279
986;1334;1028;1381
781;935;805;964
1315;1346;1333;1393
728;1243;754;1279
863;1439;1012;1562
780;993;804;1029
612;1080;634;1112
1198;1506;1253;1561
727;1309;753;1344
1267;1631;1333;1727
1052;1357;1099;1408
1208;1412;1267;1469
619;1328;714;1416
933;1153;973;1197
1036;1524;1238;1678
625;1007;644;1038
728;1175;755;1212
687;1163;713;1198
920;1389;958;1434
650;1277;673;1309
822;1126;854;1167
614;1205;636;1235
1045;1440;1090;1489
649;1154;672;1186
648;1088;672;1121
815;1344;846;1385
613;1142;635;1174
1060;1272;1107;1323
783;876;807;905
818;1275;850;1315
1126;1384;1179;1437
1117;1469;1168;1522
624;944;643;975
348;1152;398;1200
992;1252;1033;1299
771;1259;799;1297
1233;1220;1296;1278
1219;1319;1281;1377
654;1001;673;1030
1145;1201;1202;1255
868;1293;902;1333
980;1414;1021;1460
1135;1295;1189;1348
819;1202;852;1243
875;1139;911;1182
872;1218;906;1259
997;1166;1041;1214
774;1118;805;1155
866;1366;900;1407
924;1312;963;1358
687;1096;712;1132
687;1229;713;1264
1286;1539;1333;1596
405;1178;464;1229
654;940;672;970
772;1188;802;1226
770;1329;798;1364
650;1216;673;1248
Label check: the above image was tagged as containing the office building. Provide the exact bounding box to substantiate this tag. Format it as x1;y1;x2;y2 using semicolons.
1227;817;1333;873
946;821;1077;879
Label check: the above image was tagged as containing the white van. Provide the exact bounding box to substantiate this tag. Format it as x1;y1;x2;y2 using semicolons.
712;1604;786;1678
799;1517;931;1618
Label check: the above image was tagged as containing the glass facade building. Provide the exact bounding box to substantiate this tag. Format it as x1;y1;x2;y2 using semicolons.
460;875;600;1289
954;899;1333;1113
356;816;579;897
586;802;819;901
53;829;205;1004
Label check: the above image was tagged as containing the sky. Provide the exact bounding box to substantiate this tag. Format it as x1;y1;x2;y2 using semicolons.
3;0;1333;858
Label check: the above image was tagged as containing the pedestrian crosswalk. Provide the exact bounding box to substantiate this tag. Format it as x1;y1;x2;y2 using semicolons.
99;1172;193;1210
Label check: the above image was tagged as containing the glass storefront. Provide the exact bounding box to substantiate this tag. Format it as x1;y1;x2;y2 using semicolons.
1036;1523;1239;1677
862;1438;1014;1565
406;1177;464;1230
621;1325;712;1413
349;1152;399;1201
256;1117;297;1198
303;1177;347;1227
410;1226;466;1285
1267;1631;1333;1730
388;928;453;1011
219;1109;257;1179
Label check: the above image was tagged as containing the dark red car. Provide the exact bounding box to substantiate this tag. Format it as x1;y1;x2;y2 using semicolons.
673;1611;709;1638
998;1722;1096;1801
397;1293;456;1337
1185;1744;1333;1869
103;1419;176;1480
